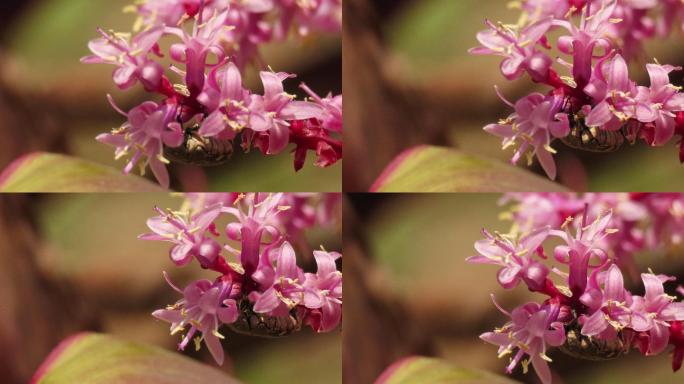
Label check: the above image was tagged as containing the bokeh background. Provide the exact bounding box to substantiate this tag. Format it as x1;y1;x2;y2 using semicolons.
344;193;684;384
344;0;684;192
0;194;341;384
0;0;341;191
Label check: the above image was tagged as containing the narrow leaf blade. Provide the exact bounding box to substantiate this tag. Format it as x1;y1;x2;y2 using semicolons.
0;153;163;192
370;146;568;192
375;357;520;384
32;333;239;384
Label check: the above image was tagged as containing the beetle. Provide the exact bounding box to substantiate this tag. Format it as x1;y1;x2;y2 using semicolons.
559;320;628;361
228;299;302;338
560;113;634;153
164;125;234;166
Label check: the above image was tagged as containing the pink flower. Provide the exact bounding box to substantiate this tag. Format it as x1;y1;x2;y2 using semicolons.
85;0;343;183
468;227;551;291
302;249;342;332
476;194;684;378
299;83;343;133
221;1;275;68
197;61;251;139
606;1;657;58
143;194;341;366
480;299;566;384
555;1;618;88
485;92;569;179
275;0;342;37
633;193;684;248
152;273;239;365
551;209;613;297
583;54;638;130
183;193;240;214
634;63;684;145
166;10;230;95
630;272;684;355
247;71;319;154
470;18;553;81
250;241;305;317
474;0;684;172
579;264;633;339
503;193;585;230
96;98;184;188
222;193;290;275
140;203;223;267
82;27;164;91
132;0;197;27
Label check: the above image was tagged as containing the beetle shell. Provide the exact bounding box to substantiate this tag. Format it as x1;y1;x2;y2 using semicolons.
164;127;234;167
227;299;302;338
559;322;627;361
560;114;629;153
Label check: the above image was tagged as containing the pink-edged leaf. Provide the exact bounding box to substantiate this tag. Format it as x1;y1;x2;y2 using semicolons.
370;146;568;192
31;332;240;384
375;356;520;384
0;153;163;192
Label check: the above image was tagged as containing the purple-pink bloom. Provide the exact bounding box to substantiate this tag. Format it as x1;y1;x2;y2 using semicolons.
132;0;196;28
582;54;638;130
480;299;565;384
223;193;289;275
184;193;240;214
634;63;684;145
630;272;684;355
152;273;239;365
85;0;343;183
197;61;251;139
303;249;342;332
276;0;342;38
96;98;184;188
300;83;343;133
250;241;305;317
470;18;553;81
82;27;164;91
551;209;614;297
166;10;230;95
579;264;633;339
140;203;223;267
555;0;618;88
476;193;684;377
247;70;320;154
468;227;550;291
484;92;569;180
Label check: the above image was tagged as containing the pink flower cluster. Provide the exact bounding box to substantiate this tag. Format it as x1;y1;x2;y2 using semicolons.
142;193;342;365
504;192;684;276
471;0;684;180
82;1;342;188
469;193;684;384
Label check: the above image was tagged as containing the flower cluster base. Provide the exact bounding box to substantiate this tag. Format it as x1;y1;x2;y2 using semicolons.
142;193;342;365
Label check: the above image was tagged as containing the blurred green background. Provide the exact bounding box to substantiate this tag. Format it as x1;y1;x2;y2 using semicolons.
8;194;341;384
348;193;684;384
344;0;684;191
1;0;341;191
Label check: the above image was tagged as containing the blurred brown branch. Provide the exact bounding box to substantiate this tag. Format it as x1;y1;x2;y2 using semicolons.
343;0;450;192
343;196;434;384
0;196;98;384
0;58;69;170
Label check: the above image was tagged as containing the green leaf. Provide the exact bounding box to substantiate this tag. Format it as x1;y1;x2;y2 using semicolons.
375;357;520;384
32;333;240;384
370;146;569;192
0;153;164;192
